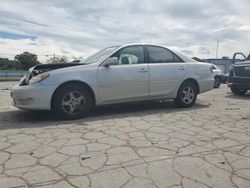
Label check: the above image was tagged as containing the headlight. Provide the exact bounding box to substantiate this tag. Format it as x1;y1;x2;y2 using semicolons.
19;76;27;86
29;73;49;85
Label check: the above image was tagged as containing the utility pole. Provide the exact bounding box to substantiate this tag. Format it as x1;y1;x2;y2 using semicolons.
216;40;219;58
53;53;56;63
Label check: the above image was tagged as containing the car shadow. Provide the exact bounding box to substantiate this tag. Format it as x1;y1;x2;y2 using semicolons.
225;92;250;100
0;100;210;130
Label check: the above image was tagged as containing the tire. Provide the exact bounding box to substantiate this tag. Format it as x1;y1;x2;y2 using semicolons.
214;77;221;88
174;81;197;108
52;84;92;119
230;88;247;96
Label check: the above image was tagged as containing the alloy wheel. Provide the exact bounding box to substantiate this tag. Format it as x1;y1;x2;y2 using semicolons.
182;86;195;104
61;91;86;115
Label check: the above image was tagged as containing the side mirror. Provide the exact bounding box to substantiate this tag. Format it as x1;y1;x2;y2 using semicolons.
31;70;39;76
103;57;118;67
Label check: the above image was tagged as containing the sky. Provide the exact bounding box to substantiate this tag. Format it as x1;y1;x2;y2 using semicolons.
0;0;250;62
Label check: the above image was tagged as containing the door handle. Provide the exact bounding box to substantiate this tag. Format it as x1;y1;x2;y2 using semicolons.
138;68;148;73
178;66;185;70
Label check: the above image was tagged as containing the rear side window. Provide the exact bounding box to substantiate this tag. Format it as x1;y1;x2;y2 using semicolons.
111;46;144;65
147;46;183;63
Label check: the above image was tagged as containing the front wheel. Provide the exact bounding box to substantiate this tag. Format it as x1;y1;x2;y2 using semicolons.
174;82;197;108
230;88;247;96
52;84;92;119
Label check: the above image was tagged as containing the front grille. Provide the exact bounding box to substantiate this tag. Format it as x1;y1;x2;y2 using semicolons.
234;66;250;77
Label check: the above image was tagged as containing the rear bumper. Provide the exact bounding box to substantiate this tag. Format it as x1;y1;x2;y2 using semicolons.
198;78;214;93
11;83;56;110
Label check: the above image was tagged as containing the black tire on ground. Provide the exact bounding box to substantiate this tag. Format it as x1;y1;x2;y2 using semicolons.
230;88;247;96
174;81;198;108
214;77;221;88
52;84;93;120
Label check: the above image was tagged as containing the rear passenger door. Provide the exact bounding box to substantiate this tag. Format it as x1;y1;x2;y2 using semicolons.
146;45;188;96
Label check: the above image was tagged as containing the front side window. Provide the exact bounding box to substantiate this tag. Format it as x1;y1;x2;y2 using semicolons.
147;46;183;63
112;46;144;65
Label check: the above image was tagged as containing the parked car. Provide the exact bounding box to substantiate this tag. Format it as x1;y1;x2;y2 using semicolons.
228;53;250;95
210;64;222;88
221;73;229;84
191;59;222;88
11;44;214;119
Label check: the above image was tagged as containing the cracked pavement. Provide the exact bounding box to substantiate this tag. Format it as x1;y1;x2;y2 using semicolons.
0;81;250;188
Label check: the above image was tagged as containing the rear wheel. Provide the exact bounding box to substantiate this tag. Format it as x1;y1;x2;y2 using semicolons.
52;84;92;119
174;81;197;108
231;88;247;95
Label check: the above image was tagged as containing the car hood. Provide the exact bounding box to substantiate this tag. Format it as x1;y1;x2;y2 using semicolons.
30;63;82;76
20;63;83;85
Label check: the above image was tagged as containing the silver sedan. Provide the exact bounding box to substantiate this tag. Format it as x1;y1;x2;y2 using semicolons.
11;43;214;119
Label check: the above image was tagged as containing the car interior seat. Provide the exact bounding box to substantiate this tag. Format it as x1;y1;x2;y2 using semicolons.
121;56;129;64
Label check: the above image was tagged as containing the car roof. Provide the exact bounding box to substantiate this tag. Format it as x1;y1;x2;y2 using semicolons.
115;43;196;63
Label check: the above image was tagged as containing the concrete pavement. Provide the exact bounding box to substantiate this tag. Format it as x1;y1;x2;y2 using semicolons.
0;82;250;188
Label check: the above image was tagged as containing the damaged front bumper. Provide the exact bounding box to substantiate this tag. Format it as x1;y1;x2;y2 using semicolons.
11;83;56;110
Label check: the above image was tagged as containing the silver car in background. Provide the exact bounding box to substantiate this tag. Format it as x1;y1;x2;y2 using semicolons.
210;64;222;88
11;44;214;119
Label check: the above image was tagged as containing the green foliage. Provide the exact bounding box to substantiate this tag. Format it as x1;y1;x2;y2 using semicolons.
47;56;69;64
0;52;40;70
14;51;40;70
0;58;22;70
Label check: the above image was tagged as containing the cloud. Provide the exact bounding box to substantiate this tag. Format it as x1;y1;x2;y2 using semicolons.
0;31;36;40
0;0;249;62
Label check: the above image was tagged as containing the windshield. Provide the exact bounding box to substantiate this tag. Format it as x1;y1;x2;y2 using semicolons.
82;46;120;64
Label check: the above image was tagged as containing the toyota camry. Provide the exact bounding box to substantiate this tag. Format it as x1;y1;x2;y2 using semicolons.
11;44;214;119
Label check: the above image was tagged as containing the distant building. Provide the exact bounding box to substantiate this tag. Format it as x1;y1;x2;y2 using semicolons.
203;53;250;74
204;57;234;74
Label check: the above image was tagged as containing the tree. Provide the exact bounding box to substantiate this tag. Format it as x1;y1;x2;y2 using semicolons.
0;58;22;70
46;56;69;64
14;52;40;70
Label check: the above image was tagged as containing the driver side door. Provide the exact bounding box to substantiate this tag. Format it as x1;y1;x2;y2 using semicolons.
97;45;149;103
